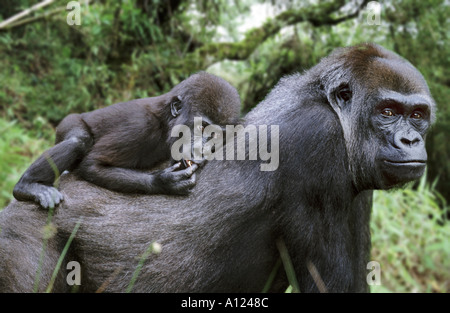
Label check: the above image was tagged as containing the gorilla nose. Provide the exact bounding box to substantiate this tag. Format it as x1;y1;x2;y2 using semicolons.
394;130;423;149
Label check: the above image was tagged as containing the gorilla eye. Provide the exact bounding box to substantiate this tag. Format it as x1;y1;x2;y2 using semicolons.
411;111;423;119
337;86;352;102
381;108;395;117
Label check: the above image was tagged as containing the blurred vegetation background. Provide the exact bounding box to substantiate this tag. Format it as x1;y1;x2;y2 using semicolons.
0;0;448;292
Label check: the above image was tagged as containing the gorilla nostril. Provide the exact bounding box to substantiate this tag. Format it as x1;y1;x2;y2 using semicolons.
400;137;412;146
400;136;421;147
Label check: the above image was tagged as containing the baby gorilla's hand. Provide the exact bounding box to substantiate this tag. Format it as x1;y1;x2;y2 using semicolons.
158;162;199;195
14;182;64;209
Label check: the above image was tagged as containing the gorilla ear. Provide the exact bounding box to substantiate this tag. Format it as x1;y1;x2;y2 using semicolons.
333;84;352;109
170;96;183;117
326;83;353;145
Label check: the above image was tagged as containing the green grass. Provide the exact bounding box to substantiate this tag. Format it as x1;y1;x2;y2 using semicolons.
370;179;450;292
0;118;52;208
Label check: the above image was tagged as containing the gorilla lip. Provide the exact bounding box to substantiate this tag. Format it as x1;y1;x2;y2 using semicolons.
381;160;427;185
383;160;426;166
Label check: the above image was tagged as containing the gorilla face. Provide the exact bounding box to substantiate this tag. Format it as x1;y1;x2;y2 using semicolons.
372;91;432;188
322;45;436;192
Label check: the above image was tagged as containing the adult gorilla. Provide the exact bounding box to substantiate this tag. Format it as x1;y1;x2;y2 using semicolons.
0;43;436;292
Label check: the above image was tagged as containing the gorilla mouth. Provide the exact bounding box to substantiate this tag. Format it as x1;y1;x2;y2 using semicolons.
182;159;195;168
383;160;426;167
380;159;427;187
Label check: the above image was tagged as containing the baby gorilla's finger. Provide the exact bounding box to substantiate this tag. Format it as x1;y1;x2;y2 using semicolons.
46;190;56;209
168;162;182;172
183;172;196;187
176;173;197;195
37;192;52;209
53;189;64;205
47;188;63;208
195;158;207;168
183;163;199;177
171;164;198;180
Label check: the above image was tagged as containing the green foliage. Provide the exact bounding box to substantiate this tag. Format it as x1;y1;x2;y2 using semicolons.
371;178;450;292
0;118;51;208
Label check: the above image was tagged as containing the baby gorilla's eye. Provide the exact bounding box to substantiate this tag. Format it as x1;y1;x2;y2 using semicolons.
411;111;423;119
381;108;395;117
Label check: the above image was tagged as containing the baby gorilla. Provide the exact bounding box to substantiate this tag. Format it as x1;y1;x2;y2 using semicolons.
13;72;241;209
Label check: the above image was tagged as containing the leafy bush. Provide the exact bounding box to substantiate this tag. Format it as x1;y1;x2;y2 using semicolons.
371;178;450;292
0;118;51;208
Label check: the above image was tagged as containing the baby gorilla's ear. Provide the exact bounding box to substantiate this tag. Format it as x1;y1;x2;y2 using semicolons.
170;96;183;117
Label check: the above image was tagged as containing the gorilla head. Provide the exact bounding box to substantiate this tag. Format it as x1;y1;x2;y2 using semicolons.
315;43;435;190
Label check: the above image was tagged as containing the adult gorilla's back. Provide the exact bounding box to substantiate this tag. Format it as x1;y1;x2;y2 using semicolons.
0;43;435;292
1;146;278;293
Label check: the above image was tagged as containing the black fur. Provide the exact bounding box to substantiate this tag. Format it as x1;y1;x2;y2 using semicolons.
12;72;241;209
0;43;435;292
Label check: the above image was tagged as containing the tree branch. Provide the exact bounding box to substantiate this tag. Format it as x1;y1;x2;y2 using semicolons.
0;0;92;32
0;7;65;31
0;0;55;29
183;0;369;70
